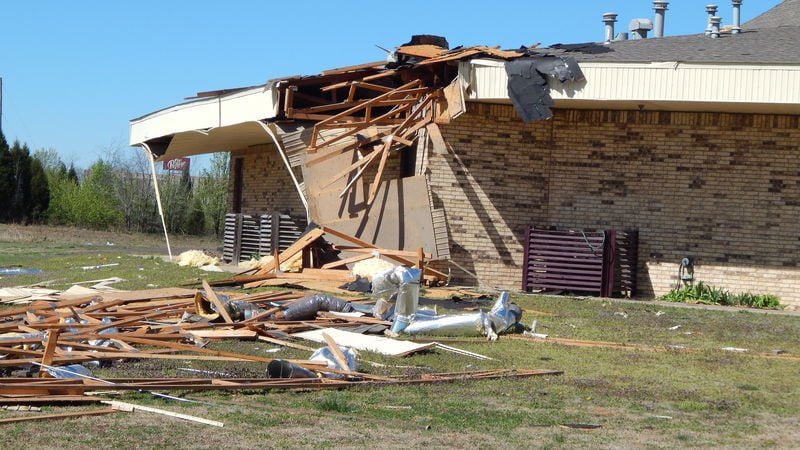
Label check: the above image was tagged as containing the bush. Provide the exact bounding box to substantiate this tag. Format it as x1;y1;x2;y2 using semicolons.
663;282;781;309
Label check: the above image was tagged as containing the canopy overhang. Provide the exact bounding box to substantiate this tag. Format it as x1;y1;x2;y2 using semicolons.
130;83;280;161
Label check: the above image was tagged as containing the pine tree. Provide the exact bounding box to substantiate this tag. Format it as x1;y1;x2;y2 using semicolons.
57;162;68;179
0;132;11;221
67;163;79;183
9;141;32;222
28;157;50;222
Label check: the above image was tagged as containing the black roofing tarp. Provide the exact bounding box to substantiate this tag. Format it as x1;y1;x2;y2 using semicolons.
505;56;584;122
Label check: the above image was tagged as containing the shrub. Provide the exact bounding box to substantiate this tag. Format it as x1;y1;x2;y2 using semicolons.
662;282;781;309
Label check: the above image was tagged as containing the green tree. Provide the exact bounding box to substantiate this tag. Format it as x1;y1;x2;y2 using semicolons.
194;152;229;237
75;160;122;229
67;163;79;183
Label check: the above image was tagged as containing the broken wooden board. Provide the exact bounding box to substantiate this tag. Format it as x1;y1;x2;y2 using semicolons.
434;75;466;125
0;408;119;424
293;327;435;357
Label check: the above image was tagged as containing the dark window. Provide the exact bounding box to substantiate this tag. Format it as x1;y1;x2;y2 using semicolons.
399;146;417;178
232;157;244;213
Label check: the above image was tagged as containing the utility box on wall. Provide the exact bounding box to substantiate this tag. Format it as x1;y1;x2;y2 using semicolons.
522;227;639;298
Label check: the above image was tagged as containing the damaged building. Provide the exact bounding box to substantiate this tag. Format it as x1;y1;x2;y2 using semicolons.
130;1;800;307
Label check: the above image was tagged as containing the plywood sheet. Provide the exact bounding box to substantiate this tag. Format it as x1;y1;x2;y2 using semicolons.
310;175;441;258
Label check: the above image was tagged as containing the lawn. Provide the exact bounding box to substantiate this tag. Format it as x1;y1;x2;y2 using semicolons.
0;225;798;449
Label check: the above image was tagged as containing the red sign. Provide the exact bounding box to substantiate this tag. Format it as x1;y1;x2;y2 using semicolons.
163;158;190;172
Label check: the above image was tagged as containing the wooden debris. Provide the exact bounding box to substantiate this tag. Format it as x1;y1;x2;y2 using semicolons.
321;332;353;373
218;226;446;289
101;400;223;427
0;408;119;424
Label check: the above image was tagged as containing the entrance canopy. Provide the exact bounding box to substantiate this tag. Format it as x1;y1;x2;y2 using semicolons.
129;84;280;161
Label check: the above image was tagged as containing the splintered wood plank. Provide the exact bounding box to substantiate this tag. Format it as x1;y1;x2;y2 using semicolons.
321;332;352;373
332;247;431;259
253;228;325;275
320;253;374;270
100;400;222;427
0;408;119;424
322;145;382;191
202;281;233;324
188;329;258;340
255;335;316;352
39;328;60;378
321;226;447;279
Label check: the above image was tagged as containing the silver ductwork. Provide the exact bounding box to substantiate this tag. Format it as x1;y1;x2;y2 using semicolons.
603;13;618;43
653;1;669;38
732;0;743;34
705;4;719;36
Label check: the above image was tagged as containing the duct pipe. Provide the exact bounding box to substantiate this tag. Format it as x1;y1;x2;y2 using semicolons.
602;13;618;43
705;4;718;35
731;0;743;34
710;16;722;38
142;144;173;260
653;1;668;38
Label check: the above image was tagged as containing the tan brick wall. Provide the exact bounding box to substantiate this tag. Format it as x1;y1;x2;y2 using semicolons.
433;103;800;306
228;144;306;218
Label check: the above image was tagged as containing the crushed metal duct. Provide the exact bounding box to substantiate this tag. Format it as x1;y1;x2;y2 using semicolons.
402;292;522;340
272;293;354;321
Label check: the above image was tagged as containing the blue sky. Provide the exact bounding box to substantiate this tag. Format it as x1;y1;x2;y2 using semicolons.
0;0;776;172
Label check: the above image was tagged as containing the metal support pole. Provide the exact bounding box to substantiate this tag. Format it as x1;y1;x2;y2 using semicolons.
143;144;173;260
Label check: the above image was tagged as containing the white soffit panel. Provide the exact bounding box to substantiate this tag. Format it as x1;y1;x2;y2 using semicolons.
130;84;279;146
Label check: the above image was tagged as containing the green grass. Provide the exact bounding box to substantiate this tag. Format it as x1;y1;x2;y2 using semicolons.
0;225;799;448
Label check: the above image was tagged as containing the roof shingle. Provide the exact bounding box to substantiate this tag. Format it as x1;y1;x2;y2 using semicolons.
536;1;800;65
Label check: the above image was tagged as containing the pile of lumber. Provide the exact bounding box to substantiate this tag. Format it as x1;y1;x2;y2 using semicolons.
215;225;448;289
0;282;561;424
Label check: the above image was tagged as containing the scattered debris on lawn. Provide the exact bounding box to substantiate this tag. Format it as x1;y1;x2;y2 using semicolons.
81;263;119;271
0;278;125;305
0;268;558;423
0;267;43;277
213;226;448;289
175;250;220;269
560;423;602;430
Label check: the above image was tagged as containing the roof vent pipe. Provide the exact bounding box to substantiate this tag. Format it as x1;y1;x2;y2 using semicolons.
653;1;669;38
710;16;722;38
629;18;653;39
705;5;718;36
731;0;743;34
603;13;618;43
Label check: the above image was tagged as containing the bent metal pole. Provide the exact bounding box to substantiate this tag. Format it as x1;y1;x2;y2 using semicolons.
143;144;173;260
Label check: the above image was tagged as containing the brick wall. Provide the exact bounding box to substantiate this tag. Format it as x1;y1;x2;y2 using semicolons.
432;103;800;307
228;144;306;217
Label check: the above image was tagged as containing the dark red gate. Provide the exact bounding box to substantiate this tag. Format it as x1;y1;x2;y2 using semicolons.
521;227;638;298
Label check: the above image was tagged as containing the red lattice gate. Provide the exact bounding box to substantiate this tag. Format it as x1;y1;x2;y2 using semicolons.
522;227;638;298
